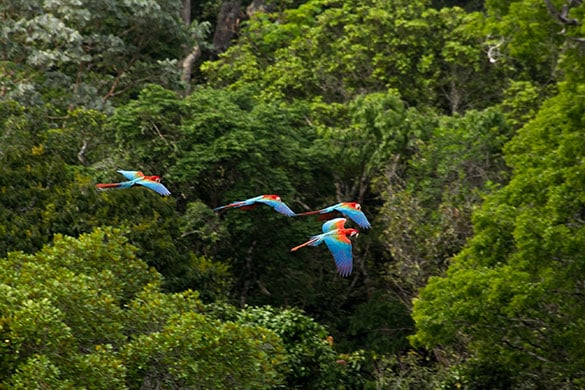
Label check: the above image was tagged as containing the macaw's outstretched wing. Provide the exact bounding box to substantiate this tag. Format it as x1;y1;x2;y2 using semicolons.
323;232;354;277
117;170;145;181
336;203;371;229
322;218;347;233
295;201;370;228
214;195;295;216
137;179;171;196
257;196;296;217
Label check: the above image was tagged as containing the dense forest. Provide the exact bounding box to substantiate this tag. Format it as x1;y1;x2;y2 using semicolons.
1;0;585;388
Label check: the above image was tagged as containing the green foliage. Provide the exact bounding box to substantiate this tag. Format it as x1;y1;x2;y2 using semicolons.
204;0;507;112
209;304;367;388
4;0;585;386
108;85;184;173
123;311;286;389
0;229;355;388
6;355;76;390
368;351;447;389
378;107;511;307
1;0;189;109
412;83;585;386
484;0;564;84
347;293;414;355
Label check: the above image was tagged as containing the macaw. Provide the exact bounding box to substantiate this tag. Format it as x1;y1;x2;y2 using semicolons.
291;218;359;277
95;170;171;196
213;194;296;217
295;202;371;229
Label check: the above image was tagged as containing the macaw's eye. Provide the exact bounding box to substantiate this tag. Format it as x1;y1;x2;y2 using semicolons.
350;231;359;238
355;204;361;210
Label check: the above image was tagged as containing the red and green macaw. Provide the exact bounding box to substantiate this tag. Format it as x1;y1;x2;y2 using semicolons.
95;170;171;196
295;202;371;229
291;218;359;277
213;194;296;217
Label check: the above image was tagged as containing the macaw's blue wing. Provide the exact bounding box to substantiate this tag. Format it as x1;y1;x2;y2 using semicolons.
137;179;171;196
336;204;371;229
118;170;144;181
260;199;296;217
323;232;353;277
322;218;347;233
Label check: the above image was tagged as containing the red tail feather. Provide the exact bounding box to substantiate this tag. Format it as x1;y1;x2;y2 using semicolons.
295;210;321;216
291;237;319;252
95;183;121;189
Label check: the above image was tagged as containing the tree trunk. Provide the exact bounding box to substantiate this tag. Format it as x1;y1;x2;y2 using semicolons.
180;0;197;94
182;0;191;25
212;0;242;54
181;45;202;94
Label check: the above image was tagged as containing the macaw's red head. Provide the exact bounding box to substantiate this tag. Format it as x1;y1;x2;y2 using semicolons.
346;202;362;210
264;194;282;201
147;175;162;183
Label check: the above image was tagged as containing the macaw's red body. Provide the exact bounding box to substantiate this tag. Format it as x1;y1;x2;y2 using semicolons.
213;194;296;217
295;202;371;229
291;218;359;277
95;170;171;196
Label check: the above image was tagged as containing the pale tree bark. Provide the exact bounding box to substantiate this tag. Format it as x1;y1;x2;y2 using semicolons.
182;0;191;25
181;45;202;94
180;0;202;94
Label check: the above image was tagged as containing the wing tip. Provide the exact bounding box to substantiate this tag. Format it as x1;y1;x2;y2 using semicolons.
338;268;352;277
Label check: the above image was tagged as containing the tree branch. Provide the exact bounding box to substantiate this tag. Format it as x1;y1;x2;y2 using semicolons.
543;0;581;26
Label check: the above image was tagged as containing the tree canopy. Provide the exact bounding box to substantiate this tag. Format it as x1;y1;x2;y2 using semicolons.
1;0;585;387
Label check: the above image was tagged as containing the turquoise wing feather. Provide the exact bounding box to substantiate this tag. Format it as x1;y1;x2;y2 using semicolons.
118;170;144;181
323;232;353;277
138;179;171;196
336;203;371;229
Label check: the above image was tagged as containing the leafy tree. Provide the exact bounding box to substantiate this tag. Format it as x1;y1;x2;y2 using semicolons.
378;106;511;303
209;304;367;388
1;0;189;110
203;0;508;112
411;83;585;387
0;228;296;388
483;0;568;86
122;311;286;389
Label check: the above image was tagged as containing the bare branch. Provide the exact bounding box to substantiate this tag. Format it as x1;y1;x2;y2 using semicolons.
544;0;581;26
77;139;89;166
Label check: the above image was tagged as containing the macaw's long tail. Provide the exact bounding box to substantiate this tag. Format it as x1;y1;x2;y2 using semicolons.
290;240;313;252
95;183;124;191
291;235;323;252
295;211;337;222
213;202;256;212
295;210;322;216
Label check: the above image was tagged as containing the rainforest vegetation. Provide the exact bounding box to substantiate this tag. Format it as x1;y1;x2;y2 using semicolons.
1;0;585;388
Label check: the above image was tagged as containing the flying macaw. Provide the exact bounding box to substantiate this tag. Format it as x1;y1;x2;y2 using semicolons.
295;202;371;229
291;218;359;277
95;170;171;196
213;194;296;217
